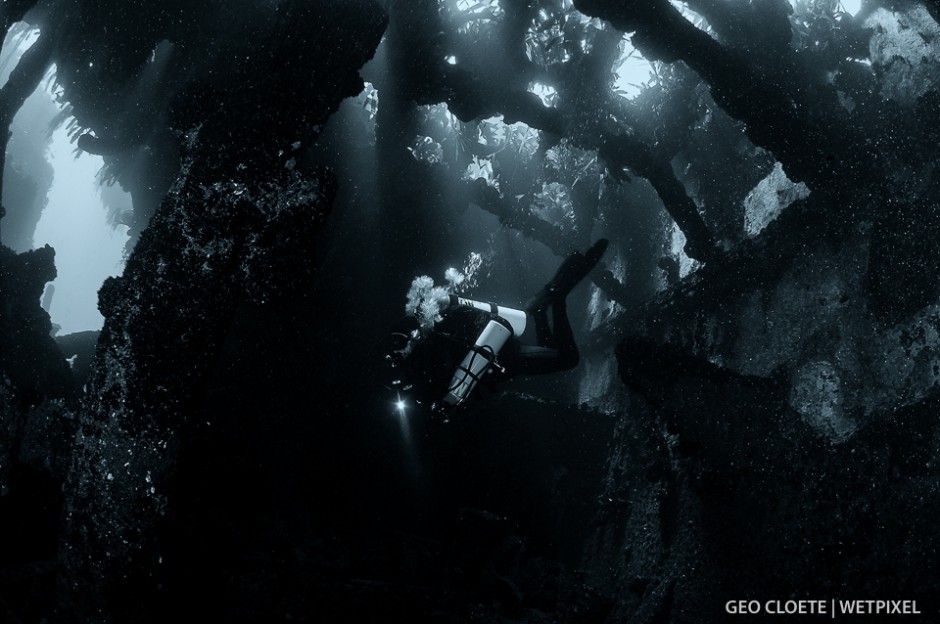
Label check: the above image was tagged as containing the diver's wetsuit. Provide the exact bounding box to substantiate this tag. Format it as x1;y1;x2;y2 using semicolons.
420;299;576;407
440;239;608;405
391;239;608;408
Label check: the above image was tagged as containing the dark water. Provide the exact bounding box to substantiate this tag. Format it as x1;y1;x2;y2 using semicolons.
1;1;940;622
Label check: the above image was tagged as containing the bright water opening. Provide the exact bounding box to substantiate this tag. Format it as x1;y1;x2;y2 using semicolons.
2;22;132;335
32;115;130;334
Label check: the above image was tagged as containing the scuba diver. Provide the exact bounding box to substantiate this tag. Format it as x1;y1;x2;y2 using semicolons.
388;239;609;411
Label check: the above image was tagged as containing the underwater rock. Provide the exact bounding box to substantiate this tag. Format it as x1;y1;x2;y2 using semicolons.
51;2;388;621
611;334;940;620
0;243;73;618
0;244;73;411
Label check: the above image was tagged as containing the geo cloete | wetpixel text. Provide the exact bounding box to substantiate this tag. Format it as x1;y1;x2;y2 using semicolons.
725;599;921;616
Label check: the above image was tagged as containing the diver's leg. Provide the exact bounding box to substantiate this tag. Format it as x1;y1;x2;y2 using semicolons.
525;239;608;312
545;239;608;300
551;238;607;370
507;301;577;374
514;239;607;374
533;307;553;348
506;300;577;375
526;278;554;348
550;298;578;369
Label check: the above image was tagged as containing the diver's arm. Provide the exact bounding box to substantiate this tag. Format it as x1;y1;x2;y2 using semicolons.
448;295;527;336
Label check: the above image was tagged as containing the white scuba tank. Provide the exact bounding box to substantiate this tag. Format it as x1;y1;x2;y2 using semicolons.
442;296;527;407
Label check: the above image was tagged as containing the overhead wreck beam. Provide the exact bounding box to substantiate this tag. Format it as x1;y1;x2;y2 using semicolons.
466;179;633;307
572;0;882;196
452;83;718;260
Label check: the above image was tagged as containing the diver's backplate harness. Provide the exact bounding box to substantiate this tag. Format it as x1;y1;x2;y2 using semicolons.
443;295;527;407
